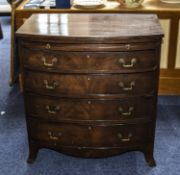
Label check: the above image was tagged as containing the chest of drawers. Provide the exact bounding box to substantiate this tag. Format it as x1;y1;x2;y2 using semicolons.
16;13;163;166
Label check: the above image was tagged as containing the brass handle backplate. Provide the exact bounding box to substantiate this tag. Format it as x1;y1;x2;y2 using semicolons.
48;131;62;140
43;80;59;90
41;57;58;67
118;107;134;116
117;133;132;142
119;58;136;68
118;81;135;91
46;105;60;114
125;44;131;50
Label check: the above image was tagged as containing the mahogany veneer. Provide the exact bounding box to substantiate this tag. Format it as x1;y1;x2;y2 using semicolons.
16;13;163;166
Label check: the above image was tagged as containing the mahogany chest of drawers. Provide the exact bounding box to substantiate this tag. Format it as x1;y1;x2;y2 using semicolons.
16;13;163;166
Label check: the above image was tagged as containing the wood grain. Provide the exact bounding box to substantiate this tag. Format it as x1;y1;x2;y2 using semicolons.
16;14;163;40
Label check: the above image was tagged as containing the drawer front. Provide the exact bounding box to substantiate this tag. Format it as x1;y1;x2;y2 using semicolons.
26;94;155;122
24;71;157;96
29;119;152;147
23;49;157;73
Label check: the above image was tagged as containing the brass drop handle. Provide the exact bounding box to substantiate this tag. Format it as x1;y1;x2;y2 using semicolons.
43;80;59;90
45;43;51;49
119;58;136;68
117;133;132;142
46;105;60;114
41;57;58;67
118;107;134;116
48;131;62;140
118;81;135;91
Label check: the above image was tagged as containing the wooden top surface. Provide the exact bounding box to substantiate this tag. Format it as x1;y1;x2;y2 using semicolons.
16;0;180;13
16;13;163;42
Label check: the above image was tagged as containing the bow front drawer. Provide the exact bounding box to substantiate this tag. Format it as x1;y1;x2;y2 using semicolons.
24;71;157;97
26;94;155;122
22;49;157;73
29;119;152;147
